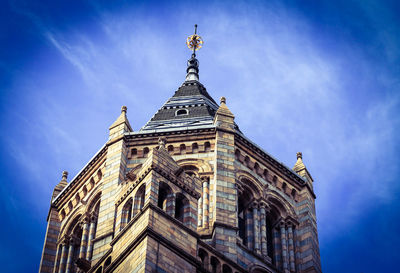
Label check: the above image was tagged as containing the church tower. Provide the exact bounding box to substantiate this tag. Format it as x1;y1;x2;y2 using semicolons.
39;26;321;273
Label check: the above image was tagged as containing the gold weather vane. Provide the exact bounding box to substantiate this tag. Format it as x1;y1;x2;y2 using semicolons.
186;24;203;56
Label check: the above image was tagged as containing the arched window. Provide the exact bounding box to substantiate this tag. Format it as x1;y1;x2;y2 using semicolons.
244;156;251;168
59;215;83;273
131;148;138;158
90;177;95;189
263;169;269;181
210;256;220;273
143;147;150;157
204;142;211;152
104;256;112;268
175;193;189;223
291;189;297;200
54;244;63;273
192;142;199;153
96;266;102;273
180;144;186;154
175;109;188;116
157;182;174;216
60;209;66;221
82;185;88;196
238;188;253;247
70;224;83;272
273;175;277;186
167;145;174;153
133;184;145;216
198;248;209;269
282;182;287;193
54;196;101;269
222;264;232;273
235;149;241;161
86;193;101;261
97;170;102;181
68;201;73;211
121;198;133;230
254;163;260;175
265;199;288;267
75;193;80;204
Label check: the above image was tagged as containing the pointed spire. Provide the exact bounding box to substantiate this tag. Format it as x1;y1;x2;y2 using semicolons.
216;96;234;118
214;96;235;131
293;152;306;172
293;152;313;183
52;171;68;200
109;106;133;140
185;24;203;82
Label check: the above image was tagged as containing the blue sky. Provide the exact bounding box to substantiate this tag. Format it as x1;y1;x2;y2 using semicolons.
1;0;399;272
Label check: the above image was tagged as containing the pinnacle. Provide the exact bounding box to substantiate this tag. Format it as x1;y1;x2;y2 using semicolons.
109;105;133;132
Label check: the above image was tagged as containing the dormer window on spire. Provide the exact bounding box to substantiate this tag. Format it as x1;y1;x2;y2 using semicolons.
175;109;189;116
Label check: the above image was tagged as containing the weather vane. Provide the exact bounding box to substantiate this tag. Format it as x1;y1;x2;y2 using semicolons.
186;24;203;56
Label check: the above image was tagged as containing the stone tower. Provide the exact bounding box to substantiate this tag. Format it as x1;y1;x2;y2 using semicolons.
39;28;321;273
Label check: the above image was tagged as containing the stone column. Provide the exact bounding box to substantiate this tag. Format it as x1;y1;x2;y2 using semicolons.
245;208;253;249
52;245;61;273
86;216;97;261
252;203;260;254
166;192;175;217
65;238;75;273
79;217;90;259
280;222;288;272
198;196;203;227
260;203;268;256
57;238;69;273
288;224;295;272
273;227;281;269
202;179;209;228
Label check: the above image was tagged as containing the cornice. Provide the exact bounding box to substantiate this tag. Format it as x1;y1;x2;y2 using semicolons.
235;133;310;187
125;126;216;139
52;144;107;206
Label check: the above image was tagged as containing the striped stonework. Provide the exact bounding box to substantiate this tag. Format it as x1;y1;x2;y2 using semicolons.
40;49;321;273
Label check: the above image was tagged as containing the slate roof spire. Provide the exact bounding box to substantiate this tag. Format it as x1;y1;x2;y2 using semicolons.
140;25;220;132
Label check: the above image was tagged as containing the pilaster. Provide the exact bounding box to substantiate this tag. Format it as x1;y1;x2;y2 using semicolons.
212;97;237;260
91;106;132;262
293;153;321;273
39;171;68;273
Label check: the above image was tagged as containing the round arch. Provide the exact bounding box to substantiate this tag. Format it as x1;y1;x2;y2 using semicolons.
236;170;264;199
249;264;273;273
265;190;296;218
87;190;102;213
176;158;213;174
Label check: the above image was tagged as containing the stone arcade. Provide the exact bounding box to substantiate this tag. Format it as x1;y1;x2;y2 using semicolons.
39;28;321;273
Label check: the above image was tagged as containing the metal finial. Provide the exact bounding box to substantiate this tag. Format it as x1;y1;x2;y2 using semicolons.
186;25;203;56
